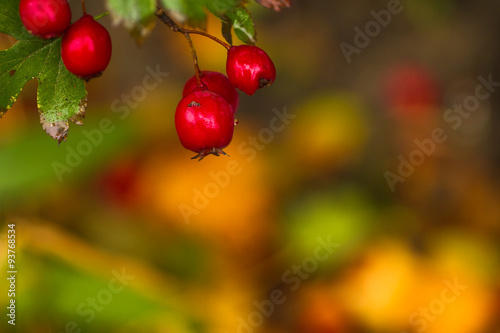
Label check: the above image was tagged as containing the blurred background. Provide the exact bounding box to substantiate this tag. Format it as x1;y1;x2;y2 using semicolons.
1;0;500;332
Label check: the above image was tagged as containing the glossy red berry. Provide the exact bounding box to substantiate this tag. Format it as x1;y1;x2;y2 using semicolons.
183;71;239;113
19;0;71;39
61;15;112;79
226;45;276;95
175;89;235;160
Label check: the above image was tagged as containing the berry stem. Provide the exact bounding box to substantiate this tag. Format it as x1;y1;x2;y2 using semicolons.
81;0;87;15
154;7;231;50
155;7;207;85
184;32;202;86
154;7;181;33
183;29;231;50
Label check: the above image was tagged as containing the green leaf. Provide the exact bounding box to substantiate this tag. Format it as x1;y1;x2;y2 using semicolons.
221;18;233;45
203;0;239;45
204;1;256;45
226;6;256;45
106;0;157;44
0;0;87;143
161;0;207;29
161;0;185;13
0;0;32;39
204;0;241;16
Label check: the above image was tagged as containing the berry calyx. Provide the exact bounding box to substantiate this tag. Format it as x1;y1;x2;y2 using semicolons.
175;90;235;160
61;14;112;80
183;71;239;113
19;0;71;39
226;45;276;95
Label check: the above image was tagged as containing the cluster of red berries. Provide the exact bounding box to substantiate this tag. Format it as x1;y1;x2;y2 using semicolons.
176;45;276;160
19;0;276;159
19;0;112;80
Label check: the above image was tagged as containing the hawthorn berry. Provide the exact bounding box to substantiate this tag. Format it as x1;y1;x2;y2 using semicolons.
61;14;112;79
183;71;239;113
226;45;276;95
19;0;71;39
175;89;235;160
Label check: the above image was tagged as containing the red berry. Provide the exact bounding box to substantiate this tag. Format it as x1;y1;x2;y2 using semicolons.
175;90;235;160
183;71;239;113
226;45;276;95
61;15;112;79
384;63;439;112
19;0;71;39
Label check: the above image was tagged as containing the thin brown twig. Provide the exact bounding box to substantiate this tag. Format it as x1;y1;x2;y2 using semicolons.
184;32;202;85
81;0;87;15
184;29;231;50
154;7;232;86
154;7;231;50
